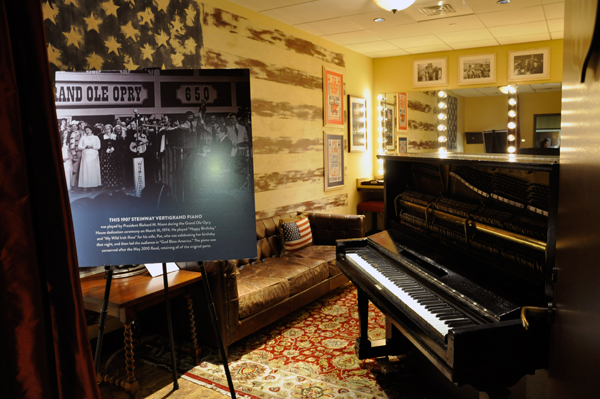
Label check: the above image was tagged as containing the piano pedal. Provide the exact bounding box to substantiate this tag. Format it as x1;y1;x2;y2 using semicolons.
374;354;409;376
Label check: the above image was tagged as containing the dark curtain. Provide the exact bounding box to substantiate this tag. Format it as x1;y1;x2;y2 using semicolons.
0;1;100;398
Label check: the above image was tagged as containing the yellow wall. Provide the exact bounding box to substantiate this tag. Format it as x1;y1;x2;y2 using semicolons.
518;91;562;148
373;40;563;156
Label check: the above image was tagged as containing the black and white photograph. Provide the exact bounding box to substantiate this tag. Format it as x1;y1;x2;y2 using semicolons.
348;95;367;152
509;48;550;81
459;53;496;85
55;69;257;267
413;57;448;87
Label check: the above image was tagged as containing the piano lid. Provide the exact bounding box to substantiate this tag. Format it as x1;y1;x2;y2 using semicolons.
378;152;559;170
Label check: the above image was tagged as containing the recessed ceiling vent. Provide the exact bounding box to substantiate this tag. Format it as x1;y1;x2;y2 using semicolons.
419;3;456;17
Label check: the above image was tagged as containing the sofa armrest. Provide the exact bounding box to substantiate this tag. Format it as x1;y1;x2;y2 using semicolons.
305;213;365;245
177;260;240;347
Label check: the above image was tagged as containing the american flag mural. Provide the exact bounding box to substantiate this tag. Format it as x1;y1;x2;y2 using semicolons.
43;1;351;219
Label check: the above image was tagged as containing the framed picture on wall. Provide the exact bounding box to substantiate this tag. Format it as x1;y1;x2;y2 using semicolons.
508;48;550;81
323;66;345;128
459;53;496;85
348;95;367;152
384;102;395;151
397;92;407;131
324;132;345;191
398;137;408;153
413;57;447;87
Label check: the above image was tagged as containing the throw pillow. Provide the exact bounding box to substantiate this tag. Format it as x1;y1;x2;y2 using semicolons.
278;214;313;255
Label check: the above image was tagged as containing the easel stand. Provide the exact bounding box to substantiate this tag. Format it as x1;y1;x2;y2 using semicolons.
93;264;180;393
199;262;237;399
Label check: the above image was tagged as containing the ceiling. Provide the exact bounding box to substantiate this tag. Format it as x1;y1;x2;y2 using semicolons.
226;0;564;58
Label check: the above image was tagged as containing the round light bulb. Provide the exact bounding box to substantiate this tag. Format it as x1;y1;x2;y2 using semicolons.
508;110;516;118
438;124;447;131
438;101;447;109
378;105;383;111
438;136;447;142
438;147;447;153
508;146;516;153
509;98;517;106
438;113;447;120
377;127;383;133
508;134;516;141
508;86;517;94
377;94;383;101
508;121;516;129
378;116;383;122
438;91;447;98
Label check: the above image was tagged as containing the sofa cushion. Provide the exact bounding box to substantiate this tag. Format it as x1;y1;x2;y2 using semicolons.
278;214;313;255
287;245;341;277
237;275;290;319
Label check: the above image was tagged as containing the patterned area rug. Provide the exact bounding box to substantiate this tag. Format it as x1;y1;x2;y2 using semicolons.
141;282;431;399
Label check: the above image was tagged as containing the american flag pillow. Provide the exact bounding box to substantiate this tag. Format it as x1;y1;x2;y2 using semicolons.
280;216;313;254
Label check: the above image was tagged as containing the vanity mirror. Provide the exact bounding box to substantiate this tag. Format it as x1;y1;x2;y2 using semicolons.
379;83;561;155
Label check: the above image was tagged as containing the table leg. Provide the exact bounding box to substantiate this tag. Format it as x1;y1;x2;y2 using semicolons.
97;322;139;395
185;292;203;365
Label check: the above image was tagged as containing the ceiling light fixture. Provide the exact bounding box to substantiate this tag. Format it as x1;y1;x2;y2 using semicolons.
497;0;510;4
373;17;386;22
374;0;417;14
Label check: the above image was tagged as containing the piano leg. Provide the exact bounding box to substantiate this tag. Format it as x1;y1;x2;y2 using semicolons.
355;286;395;359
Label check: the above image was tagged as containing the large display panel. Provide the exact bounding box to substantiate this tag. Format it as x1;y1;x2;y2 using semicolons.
55;69;256;266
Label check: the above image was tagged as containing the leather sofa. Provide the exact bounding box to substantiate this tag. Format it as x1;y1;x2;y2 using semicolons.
178;212;365;352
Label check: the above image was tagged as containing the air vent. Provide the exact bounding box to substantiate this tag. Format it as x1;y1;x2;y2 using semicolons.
419;4;456;17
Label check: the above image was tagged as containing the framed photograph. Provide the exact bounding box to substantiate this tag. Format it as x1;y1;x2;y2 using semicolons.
323;66;344;128
459;53;496;85
384;103;395;151
348;95;367;152
397;137;408;154
397;92;407;131
413;57;447;87
508;48;550;81
324;132;344;191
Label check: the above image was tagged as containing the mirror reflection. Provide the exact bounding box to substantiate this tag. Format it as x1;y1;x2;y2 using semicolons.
381;83;561;156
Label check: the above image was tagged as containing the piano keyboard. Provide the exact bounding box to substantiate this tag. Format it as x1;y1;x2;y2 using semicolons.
346;251;476;339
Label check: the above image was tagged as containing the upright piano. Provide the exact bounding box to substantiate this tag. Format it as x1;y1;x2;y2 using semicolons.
336;153;559;398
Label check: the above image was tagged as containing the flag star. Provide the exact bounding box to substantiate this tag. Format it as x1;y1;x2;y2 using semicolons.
86;52;104;70
171;52;184;67
102;0;120;18
156;0;170;13
141;43;155;61
84;13;103;33
183;37;197;55
47;43;63;67
42;1;59;24
155;31;170;48
185;4;197;26
121;21;140;40
63;27;84;49
170;17;184;35
104;36;121;55
123;56;139;70
139;7;154;25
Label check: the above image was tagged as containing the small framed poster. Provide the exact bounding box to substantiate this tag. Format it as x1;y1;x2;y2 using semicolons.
459;53;496;85
384;103;395;152
413;57;447;88
323;66;345;128
397;92;407;131
348;95;367;152
398;137;407;154
324;132;344;191
508;48;550;81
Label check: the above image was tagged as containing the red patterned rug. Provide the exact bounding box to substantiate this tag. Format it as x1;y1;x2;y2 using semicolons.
165;282;431;399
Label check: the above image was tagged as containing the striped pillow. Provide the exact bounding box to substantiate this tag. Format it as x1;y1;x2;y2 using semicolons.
279;215;313;255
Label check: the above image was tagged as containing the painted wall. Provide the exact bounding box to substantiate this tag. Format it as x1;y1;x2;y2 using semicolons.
373;40;563;156
42;0;374;219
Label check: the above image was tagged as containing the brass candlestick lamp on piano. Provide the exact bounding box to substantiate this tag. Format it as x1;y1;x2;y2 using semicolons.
336;153;558;398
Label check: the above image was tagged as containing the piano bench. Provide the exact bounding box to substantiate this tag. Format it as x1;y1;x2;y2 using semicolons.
357;200;385;235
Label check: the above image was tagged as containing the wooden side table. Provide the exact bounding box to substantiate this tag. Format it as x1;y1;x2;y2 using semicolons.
80;270;203;395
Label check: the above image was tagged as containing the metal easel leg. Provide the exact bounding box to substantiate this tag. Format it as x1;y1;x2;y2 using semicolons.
162;262;180;390
94;265;115;374
199;263;236;399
